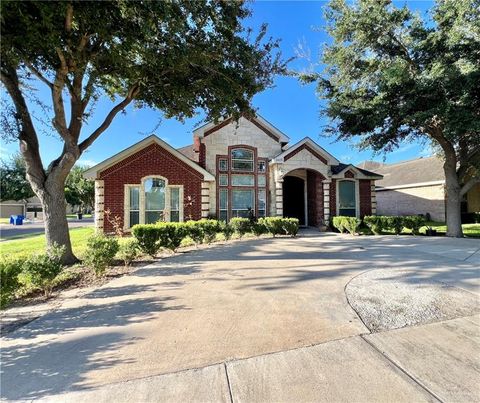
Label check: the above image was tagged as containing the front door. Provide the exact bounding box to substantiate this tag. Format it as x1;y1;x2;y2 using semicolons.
283;176;305;225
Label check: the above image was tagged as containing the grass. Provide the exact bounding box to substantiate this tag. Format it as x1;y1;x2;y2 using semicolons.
0;218;10;224
359;221;480;238
0;227;95;259
66;213;92;219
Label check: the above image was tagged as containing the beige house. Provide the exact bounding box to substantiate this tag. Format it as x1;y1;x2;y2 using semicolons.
0;196;43;219
360;156;480;222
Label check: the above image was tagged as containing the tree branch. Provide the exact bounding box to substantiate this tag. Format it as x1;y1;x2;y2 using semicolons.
460;176;480;197
78;84;140;152
51;47;70;139
0;66;46;187
24;62;53;89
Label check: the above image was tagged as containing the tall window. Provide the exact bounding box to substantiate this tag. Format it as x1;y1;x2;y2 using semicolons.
170;187;180;222
231;148;254;171
128;186;140;226
145;178;166;223
217;147;267;221
338;180;356;217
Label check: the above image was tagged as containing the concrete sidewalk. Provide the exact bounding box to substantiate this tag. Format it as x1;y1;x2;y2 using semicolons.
35;315;479;403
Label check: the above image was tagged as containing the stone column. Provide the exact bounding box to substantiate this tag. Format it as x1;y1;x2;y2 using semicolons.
371;181;377;215
94;180;105;232
323;180;331;225
201;182;210;218
275;180;283;217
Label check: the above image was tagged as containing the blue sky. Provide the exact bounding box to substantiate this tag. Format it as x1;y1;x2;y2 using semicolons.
1;0;434;168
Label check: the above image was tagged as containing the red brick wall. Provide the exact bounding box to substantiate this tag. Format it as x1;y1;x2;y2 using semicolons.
344;170;355;178
99;143;203;233
307;170;325;226
329;179;336;218
359;179;372;217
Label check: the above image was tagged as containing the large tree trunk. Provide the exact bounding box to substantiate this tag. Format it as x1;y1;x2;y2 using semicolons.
443;154;464;238
36;179;78;264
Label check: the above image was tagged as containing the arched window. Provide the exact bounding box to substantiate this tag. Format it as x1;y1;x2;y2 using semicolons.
144;177;166;223
338;180;356;217
231;148;254;172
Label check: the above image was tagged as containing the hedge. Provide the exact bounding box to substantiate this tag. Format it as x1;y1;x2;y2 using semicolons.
332;216;361;235
363;215;426;235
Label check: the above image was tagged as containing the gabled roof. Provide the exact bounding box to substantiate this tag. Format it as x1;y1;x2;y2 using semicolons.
270;137;340;165
177;143;199;162
193;114;290;143
372;156;444;188
331;163;383;179
84;135;215;181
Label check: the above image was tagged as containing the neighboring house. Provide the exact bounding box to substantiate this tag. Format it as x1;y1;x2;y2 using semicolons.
0;196;43;219
84;115;382;233
360;156;480;222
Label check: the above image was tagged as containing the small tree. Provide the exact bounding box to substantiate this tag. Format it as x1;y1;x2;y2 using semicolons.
65;165;94;213
304;0;479;237
0;154;34;201
1;1;285;263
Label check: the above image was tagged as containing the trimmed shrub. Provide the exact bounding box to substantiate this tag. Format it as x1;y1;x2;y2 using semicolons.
132;224;162;256
158;222;188;252
403;215;426;235
387;216;404;235
251;221;267;237
261;217;285;236
198;219;221;243
118;239;140;266
230;217;251;238
343;217;361;235
83;234;120;275
0;257;24;308
185;220;204;245
283;218;300;237
332;216;346;233
18;244;65;297
363;216;386;235
221;222;234;241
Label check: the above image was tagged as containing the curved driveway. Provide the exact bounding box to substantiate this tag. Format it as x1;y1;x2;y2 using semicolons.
1;231;479;401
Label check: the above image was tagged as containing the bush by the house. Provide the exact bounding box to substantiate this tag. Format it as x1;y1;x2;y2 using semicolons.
198;219;221;243
332;216;361;235
159;222;188;252
252;221;267;237
230;217;251;238
0;257;24;308
83;234;120;275
387;216;404;235
403;215;426;235
185;220;205;245
118;239;140;266
221;221;234;240
132;224;162;256
363;216;386;235
283;218;300;237
18;244;65;297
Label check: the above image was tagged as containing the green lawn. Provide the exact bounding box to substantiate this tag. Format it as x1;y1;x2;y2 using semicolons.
0;218;10;224
66;214;93;219
359;221;480;238
0;227;95;259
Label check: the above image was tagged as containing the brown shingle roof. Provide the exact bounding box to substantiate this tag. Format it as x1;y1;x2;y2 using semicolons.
374;156;445;188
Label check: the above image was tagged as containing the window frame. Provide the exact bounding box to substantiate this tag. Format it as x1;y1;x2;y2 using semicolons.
336;179;359;218
231;148;254;172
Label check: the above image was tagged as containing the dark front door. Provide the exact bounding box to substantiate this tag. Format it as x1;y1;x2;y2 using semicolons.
283;176;305;225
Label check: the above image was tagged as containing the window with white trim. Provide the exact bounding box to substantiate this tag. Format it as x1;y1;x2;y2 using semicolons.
338;180;356;217
145;178;166;224
127;186;140;227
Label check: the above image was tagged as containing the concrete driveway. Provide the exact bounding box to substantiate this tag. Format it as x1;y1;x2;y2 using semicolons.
1;231;479;401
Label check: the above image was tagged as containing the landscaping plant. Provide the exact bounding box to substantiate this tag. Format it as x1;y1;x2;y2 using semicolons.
83;234;119;276
332;216;346;233
230;217;251;238
221;222;234;241
198;219;221;244
0;257;24;308
185;220;205;246
158;222;188;252
403;216;426;235
132;224;162;257
118;239;140;267
283;218;300;237
18;244;65;297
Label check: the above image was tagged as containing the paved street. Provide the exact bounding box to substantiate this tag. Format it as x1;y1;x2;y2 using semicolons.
1;232;479;402
0;218;94;240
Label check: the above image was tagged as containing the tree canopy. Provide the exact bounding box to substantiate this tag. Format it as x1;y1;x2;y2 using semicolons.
1;0;285;262
304;0;480;236
0;154;35;201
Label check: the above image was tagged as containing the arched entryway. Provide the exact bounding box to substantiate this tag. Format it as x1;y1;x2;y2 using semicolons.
282;169;325;227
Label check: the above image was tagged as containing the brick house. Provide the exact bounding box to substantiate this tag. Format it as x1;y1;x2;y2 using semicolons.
84;115;382;233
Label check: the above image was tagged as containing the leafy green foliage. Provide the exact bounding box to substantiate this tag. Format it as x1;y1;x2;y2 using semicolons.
403;215;426;235
157;222;188;252
259;217;299;237
0;257;25;308
283;218;300;237
83;234;119;276
18;244;65;296
363;216;387;235
252;221;268;237
386;216;405;235
64;166;94;213
0;154;34;201
230;217;252;238
332;216;361;235
132;224;162;257
198;219;221;244
185;220;205;245
221;222;235;241
118;239;140;266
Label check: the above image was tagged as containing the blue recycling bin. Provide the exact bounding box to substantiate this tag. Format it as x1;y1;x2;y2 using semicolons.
10;215;24;225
